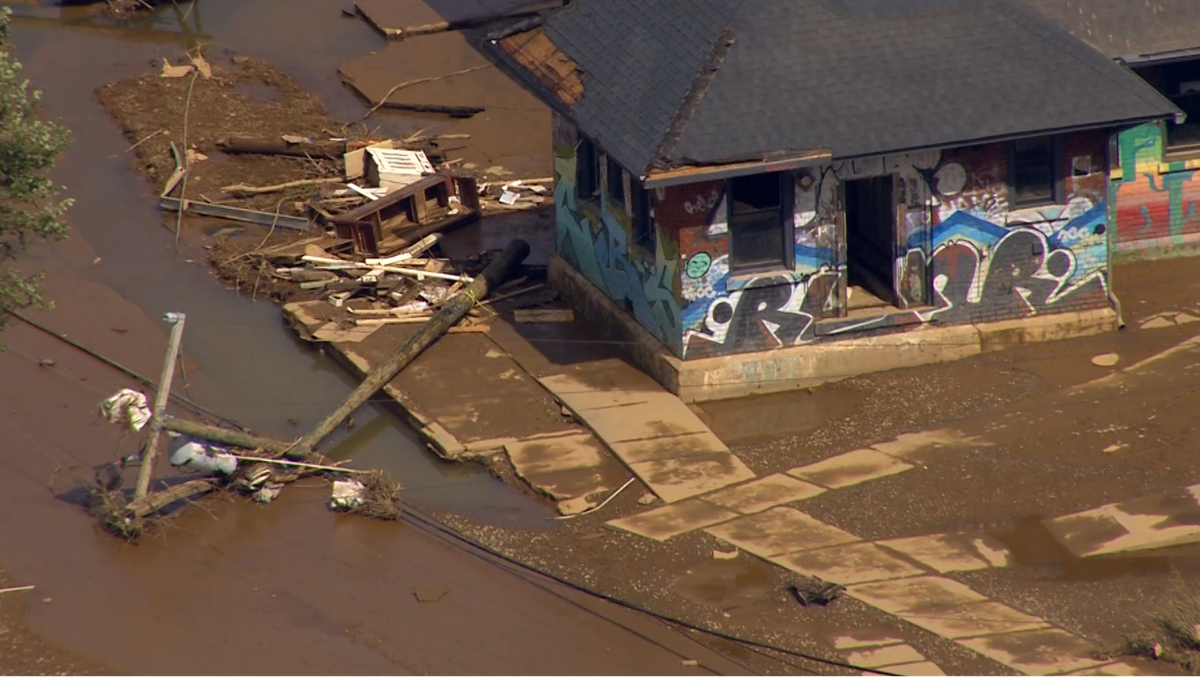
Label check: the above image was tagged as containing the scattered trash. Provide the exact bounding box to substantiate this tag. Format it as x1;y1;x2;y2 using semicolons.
637;492;657;506
0;585;35;595
251;483;284;504
330;478;367;510
38;358;56;367
414;587;452;603
42;597;52;605
92;257;102;265
790;577;845;607
1103;443;1128;453
1092;353;1120;367
160;58;194;78
99;388;152;432
189;52;213;79
680;659;700;667
166;432;239;475
713;548;739;560
498;188;519;205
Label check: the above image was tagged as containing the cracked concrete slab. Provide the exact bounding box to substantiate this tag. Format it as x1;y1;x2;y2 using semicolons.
959;628;1107;675
846;576;989;615
877;533;1012;572
787;448;912;489
628;453;756;503
705;508;859;558
612;431;729;464
899;601;1049;639
701;474;825;514
581;397;711;443
607;499;739;541
505;433;610;475
772;543;925;585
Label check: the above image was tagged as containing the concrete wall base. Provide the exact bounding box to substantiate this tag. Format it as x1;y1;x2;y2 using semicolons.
549;255;1119;403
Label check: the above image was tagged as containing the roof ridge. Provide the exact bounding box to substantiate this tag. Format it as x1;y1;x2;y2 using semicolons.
649;22;738;174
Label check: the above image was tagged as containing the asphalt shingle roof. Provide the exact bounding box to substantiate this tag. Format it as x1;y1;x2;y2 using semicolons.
1018;0;1200;60
498;0;1181;176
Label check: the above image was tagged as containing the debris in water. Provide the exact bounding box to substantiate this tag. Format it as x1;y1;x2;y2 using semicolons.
167;432;239;475
252;483;284;504
160;58;194;78
790;577;844;607
330;479;366;510
414;587;451;603
38;358;56;367
1092;353;1120;367
99;389;151;432
681;659;699;667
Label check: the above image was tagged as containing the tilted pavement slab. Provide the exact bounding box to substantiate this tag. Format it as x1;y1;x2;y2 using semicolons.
539;369;755;503
897;601;1050;640
1043;484;1200;557
504;433;632;503
884;660;948;676
844;643;926;668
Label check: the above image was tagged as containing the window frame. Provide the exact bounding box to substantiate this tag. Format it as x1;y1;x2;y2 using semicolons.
1158;59;1200;157
606;154;626;206
727;171;795;276
632;182;655;252
1007;135;1064;209
576;136;598;199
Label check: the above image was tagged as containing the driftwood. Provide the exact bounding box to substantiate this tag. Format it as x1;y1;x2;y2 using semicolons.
125;479;218;519
222;177;345;196
289;239;531;457
363;65;491;119
217;136;348;159
161;417;297;457
374;102;484;118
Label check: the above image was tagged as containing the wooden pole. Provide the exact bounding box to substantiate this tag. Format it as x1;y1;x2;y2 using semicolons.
133;312;187;501
160;417;294;456
290;238;530;458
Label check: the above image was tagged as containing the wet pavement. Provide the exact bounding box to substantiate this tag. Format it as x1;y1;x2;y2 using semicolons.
0;0;739;673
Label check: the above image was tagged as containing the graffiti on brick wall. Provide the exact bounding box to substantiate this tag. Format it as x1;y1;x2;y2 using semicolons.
1113;123;1200;252
679;145;1110;358
553;144;683;354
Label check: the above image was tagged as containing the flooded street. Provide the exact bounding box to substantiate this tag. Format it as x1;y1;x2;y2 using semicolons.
0;1;730;673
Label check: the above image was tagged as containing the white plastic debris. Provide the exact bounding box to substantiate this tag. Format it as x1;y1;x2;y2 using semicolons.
252;483;284;504
330;479;367;511
166;432;239;475
498;189;519;205
99;389;152;432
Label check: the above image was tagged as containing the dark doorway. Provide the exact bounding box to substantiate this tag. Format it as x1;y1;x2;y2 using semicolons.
843;176;897;310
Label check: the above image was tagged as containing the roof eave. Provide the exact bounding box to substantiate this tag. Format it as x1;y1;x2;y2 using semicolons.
643;150;831;188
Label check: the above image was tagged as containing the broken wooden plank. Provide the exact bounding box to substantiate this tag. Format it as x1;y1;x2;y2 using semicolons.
159;197;311;230
216;136;348;159
513;308;574;324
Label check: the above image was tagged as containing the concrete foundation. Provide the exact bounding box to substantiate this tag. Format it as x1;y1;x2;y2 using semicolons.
549;255;1120;403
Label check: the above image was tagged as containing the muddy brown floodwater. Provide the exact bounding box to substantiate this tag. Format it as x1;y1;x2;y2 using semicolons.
0;1;741;674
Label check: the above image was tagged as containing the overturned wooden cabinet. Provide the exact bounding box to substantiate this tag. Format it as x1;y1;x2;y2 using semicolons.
330;174;481;256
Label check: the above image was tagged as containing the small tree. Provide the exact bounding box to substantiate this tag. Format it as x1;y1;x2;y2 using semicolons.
0;6;72;336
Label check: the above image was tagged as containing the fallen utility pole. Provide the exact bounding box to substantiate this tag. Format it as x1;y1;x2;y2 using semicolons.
289;238;530;457
143;238;530;464
133;312;187;501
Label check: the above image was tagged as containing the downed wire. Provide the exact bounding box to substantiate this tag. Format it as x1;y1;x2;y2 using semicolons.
9;311;244;430
398;504;902;677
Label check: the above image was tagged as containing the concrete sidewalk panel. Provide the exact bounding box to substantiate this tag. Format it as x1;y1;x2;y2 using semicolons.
878;533;1012;572
581;397;710;443
701;474;826;514
846;576;989;615
705;508;859;558
771;542;925;584
607;499;739;541
612;431;729;464
628;453;755;503
844;644;925;668
787;449;913;489
885;661;947;676
959;628;1107;675
899;601;1049;639
505;433;611;475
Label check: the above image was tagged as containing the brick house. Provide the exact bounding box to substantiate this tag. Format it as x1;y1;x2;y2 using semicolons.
489;0;1179;399
1022;0;1200;261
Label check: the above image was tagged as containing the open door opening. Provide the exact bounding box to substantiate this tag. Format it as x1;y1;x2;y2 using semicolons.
843;176;898;312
